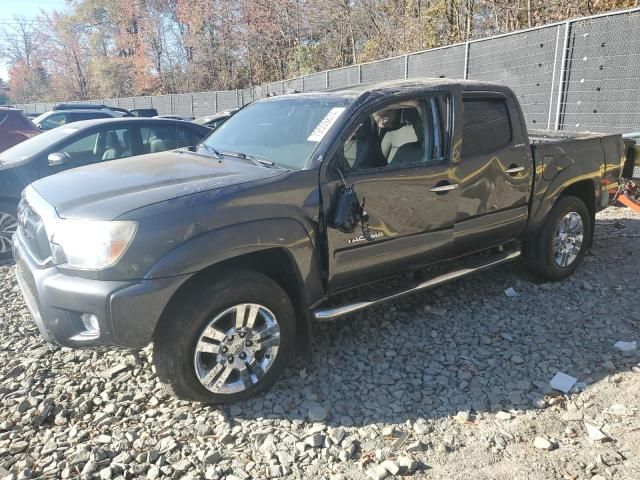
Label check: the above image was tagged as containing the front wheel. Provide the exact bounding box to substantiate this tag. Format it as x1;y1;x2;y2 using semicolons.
153;270;296;403
525;195;592;281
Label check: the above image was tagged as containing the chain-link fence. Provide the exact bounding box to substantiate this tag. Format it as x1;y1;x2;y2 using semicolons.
14;7;640;134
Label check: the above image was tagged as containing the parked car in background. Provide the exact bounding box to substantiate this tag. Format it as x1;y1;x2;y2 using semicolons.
0;117;210;259
32;107;128;131
194;108;238;130
0;107;40;153
130;108;159;118
53;103;131;116
155;115;193;121
11;79;626;402
25;112;40;119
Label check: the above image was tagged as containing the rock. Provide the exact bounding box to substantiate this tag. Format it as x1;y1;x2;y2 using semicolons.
307;403;328;422
495;411;513;420
10;441;29;454
366;464;390;480
147;466;160;480
413;422;429;435
99;467;112;480
203;450;222;465
304;433;325;448
381;460;400;475
405;441;425;453
533;437;554;451
218;432;235;445
397;456;418;473
172;459;191;473
584;423;610;442
100;363;131;379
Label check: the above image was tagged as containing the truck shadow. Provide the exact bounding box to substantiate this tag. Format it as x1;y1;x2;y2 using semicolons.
227;212;639;428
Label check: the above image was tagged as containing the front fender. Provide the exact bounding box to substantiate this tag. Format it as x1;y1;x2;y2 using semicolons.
145;217;325;308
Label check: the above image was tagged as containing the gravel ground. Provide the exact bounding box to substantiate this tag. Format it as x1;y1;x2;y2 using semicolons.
1;206;639;480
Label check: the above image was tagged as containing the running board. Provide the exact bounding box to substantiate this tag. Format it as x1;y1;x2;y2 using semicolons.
313;250;521;321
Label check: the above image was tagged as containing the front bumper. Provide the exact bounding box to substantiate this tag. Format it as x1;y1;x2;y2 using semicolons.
13;232;188;349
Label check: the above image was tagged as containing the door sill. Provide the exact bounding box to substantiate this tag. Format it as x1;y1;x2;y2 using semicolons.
313;250;521;320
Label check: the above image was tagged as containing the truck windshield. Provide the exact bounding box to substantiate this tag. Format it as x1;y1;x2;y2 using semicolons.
199;96;353;169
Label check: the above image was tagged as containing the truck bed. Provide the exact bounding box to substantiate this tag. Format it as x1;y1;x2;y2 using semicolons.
527;129;624;216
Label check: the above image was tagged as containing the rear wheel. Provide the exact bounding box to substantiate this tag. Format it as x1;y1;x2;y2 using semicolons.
525;195;591;281
153;270;296;402
0;201;18;262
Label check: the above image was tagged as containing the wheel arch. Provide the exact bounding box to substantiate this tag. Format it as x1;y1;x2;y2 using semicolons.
150;218;325;361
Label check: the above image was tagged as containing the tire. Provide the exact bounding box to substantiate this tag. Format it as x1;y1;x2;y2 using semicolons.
525;195;592;281
153;269;296;403
0;201;19;263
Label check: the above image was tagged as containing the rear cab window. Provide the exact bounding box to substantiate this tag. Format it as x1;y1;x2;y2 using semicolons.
140;125;178;153
461;98;512;158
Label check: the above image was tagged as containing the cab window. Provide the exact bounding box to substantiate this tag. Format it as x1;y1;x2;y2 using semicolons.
461;98;512;158
339;96;449;172
141;125;178;153
39;113;67;130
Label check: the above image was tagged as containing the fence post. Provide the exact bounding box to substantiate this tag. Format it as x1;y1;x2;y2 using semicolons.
404;54;409;79
358;64;362;84
554;20;572;131
190;94;194;117
463;41;470;79
214;92;218;113
547;26;563;129
302;75;305;92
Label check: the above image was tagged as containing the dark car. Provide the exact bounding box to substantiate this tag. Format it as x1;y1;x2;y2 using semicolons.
32;108;128;131
0;117;210;259
0;107;41;153
13;79;627;403
130;108;159;118
194;109;238;130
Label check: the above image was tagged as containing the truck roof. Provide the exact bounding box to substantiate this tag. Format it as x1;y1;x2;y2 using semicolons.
267;78;514;100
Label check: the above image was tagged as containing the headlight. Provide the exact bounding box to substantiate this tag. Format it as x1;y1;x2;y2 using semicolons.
48;220;137;270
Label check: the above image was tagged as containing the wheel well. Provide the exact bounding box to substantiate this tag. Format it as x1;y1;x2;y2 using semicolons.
560;179;596;247
154;248;312;360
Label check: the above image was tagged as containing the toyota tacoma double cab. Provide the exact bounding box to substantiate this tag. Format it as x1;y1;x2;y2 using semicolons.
13;79;626;403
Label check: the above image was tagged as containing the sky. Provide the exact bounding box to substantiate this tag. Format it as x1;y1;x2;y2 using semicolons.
0;0;69;81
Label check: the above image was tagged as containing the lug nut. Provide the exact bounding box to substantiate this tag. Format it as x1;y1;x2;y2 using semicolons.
227;356;234;363
245;340;253;347
221;346;228;354
239;352;246;360
239;332;246;338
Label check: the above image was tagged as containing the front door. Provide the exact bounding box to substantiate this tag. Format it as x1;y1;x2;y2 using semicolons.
323;93;460;292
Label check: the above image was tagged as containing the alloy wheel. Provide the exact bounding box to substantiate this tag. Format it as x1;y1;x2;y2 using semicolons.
553;211;584;267
0;212;18;255
193;303;281;394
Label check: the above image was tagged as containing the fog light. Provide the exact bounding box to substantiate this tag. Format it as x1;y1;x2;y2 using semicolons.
80;313;100;335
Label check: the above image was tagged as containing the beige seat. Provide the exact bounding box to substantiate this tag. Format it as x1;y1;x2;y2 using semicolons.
381;124;418;163
101;131;122;161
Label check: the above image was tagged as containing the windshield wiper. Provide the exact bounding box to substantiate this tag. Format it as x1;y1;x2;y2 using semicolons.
196;143;222;159
218;150;276;167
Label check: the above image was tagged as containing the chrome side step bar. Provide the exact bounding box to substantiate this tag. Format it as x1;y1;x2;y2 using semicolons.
313;250;521;321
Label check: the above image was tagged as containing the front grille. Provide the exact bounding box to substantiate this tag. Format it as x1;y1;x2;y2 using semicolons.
17;199;52;264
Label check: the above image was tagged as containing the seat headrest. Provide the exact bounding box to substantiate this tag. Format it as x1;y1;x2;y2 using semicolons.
105;131;120;149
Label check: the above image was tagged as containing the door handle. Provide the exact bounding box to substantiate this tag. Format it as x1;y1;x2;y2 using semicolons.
505;165;525;175
429;183;459;193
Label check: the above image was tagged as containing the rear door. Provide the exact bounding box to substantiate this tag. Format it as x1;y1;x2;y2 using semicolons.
323;90;460;292
452;93;533;255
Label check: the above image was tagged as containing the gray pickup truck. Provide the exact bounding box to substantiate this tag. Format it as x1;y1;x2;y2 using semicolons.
13;79;626;403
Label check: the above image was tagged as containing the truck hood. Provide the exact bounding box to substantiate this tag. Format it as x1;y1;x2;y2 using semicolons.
31;150;286;220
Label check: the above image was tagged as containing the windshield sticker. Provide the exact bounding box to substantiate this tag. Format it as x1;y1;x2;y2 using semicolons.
307;107;346;142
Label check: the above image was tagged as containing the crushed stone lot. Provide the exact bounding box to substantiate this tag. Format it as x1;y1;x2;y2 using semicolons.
1;206;639;480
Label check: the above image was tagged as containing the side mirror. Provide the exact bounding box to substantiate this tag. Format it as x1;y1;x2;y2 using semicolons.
332;185;362;233
48;152;69;166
